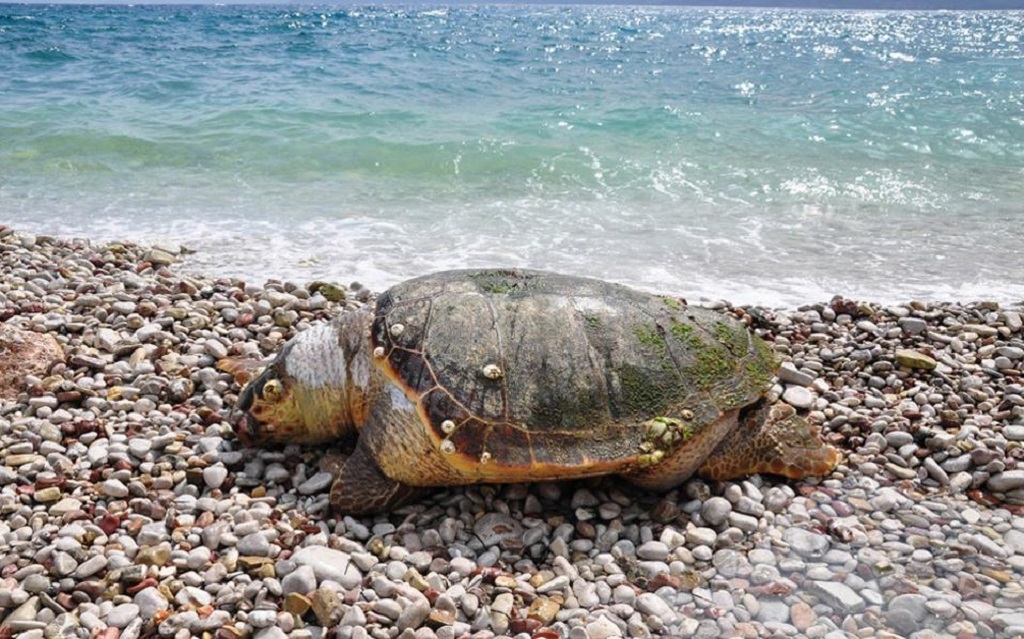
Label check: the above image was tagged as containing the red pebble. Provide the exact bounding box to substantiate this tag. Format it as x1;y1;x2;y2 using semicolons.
126;577;158;595
509;618;542;635
97;513;121;535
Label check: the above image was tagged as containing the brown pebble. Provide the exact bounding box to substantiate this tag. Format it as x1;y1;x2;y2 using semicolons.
494;575;518;589
310;588;344;627
791;602;815;631
426;609;455;628
196;511;215;527
509;617;542;635
283;592;311;616
527;597;560;624
647;572;683;591
55;593;75;610
216;627;245;639
981;568;1012;583
135;545;171;567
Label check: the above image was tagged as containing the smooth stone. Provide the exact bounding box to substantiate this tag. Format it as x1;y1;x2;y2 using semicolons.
634;593;679;624
1003;425;1024;441
782;386;815;409
757;599;790;624
898;317;928;335
297;471;333;495
895;349;937;370
810;581;866;614
988;470;1024;492
636;541;670;562
784;528;829;558
107;603;140;629
993;611;1024;628
248;610;277;628
202;466;228;489
536;575;570;594
48;498;83;517
791;602;815;631
133;587;169;619
291;546;361;589
686;527;717;547
396;597;431;630
473;513;523;547
1005;529;1024;554
128;439;152;458
282;565;317;595
102;479;129;498
74;555;108;579
701;497;732;526
586;615;624;639
778;363;816;386
886;593;928;634
237;532;271;556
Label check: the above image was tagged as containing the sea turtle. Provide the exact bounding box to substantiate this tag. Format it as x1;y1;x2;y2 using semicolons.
226;269;838;515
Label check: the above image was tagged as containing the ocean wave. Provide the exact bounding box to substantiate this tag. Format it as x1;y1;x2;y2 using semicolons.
2;5;1023;306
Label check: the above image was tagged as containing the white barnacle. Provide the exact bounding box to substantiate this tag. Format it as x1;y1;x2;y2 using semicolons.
440;419;456;434
373;346;386;358
440;439;456;454
390;323;405;337
480;451;492;464
481;363;503;380
682;409;695;420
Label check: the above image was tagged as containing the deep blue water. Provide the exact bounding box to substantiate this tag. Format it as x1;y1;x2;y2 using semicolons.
2;4;1023;304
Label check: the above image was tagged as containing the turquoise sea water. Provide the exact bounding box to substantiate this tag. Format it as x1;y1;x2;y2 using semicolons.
2;5;1022;305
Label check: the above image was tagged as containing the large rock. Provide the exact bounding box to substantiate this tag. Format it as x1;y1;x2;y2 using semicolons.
291;546;361;589
0;325;64;400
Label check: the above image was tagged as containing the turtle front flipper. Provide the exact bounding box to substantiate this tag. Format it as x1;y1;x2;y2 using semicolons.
330;438;423;515
698;402;839;481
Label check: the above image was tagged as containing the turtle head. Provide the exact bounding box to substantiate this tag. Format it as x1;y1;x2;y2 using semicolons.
231;323;359;447
235;361;306;446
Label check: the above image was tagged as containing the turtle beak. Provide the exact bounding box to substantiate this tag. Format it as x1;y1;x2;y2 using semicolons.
235;413;260;447
234;376;264;446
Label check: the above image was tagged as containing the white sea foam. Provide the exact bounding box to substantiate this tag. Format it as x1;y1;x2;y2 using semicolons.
2;6;1023;308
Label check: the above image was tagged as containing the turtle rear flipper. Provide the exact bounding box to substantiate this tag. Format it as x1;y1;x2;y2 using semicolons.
698;402;839;481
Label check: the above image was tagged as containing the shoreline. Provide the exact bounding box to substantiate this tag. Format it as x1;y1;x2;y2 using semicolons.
1;227;1023;639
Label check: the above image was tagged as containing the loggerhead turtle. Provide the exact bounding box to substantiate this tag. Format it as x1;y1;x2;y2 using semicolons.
226;269;838;515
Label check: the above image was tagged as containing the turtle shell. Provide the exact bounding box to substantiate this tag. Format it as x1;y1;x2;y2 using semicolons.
367;268;776;483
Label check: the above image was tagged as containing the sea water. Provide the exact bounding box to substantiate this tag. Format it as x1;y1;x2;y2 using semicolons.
2;4;1022;306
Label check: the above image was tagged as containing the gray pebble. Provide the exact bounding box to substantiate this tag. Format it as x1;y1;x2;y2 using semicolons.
282;565;317;595
701;497;732;526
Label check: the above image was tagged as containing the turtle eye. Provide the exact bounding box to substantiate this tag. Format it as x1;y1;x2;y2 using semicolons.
261;379;284;403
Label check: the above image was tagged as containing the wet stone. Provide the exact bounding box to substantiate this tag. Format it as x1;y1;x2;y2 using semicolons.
810;581;865;614
784;528;829;558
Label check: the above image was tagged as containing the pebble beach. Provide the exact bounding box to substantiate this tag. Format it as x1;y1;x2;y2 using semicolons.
2;227;1024;639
